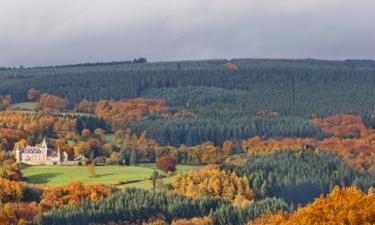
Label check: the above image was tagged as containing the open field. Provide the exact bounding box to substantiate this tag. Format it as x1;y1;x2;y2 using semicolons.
7;102;38;111
7;102;94;117
22;164;201;188
104;134;116;144
124;164;201;189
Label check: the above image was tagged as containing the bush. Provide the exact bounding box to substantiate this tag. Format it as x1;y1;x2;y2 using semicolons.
157;156;176;173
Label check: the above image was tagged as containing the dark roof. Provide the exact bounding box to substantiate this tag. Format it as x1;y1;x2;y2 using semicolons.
23;147;44;154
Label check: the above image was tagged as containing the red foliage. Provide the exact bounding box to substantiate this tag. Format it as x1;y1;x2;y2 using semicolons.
157;156;177;173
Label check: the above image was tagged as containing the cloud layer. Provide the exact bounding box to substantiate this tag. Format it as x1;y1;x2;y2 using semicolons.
1;0;374;66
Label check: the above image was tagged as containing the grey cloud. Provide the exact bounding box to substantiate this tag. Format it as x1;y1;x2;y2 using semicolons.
0;0;374;67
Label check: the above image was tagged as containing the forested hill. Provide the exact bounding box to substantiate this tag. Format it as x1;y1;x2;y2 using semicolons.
2;58;375;117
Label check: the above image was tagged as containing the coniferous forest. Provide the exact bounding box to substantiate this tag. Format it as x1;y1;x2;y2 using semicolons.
1;59;375;224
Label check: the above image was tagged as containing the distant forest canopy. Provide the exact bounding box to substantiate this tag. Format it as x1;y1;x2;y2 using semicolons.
2;58;375;145
0;57;147;70
1;58;375;116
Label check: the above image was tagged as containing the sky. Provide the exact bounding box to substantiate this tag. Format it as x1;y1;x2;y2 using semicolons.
1;0;375;67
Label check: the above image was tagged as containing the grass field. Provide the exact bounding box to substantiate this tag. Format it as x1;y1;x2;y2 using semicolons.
7;102;94;117
22;164;201;188
105;134;116;144
8;102;38;111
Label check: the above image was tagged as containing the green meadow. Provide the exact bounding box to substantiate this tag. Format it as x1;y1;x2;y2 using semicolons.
22;164;201;188
8;102;38;111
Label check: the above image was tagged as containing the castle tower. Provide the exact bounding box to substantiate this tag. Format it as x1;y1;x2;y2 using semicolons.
57;146;61;161
15;145;21;163
42;137;48;149
41;137;49;160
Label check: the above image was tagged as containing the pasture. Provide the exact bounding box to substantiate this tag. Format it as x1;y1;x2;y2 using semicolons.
8;102;38;111
22;164;201;188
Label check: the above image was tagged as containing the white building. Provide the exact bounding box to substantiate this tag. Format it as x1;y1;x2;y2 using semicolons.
16;137;72;165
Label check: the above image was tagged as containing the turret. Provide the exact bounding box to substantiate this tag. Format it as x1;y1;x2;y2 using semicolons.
57;146;61;160
42;137;48;149
15;145;21;163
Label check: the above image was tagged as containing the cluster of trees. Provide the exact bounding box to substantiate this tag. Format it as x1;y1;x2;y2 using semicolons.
94;98;168;131
157;156;177;173
0;95;11;110
241;136;375;173
131;116;322;146
223;148;375;205
311;114;370;138
248;187;375;225
27;88;40;102
0;180;113;224
110;130;238;165
2;59;375;146
241;114;375;173
172;165;254;207
35;188;289;225
2;59;375;117
0;152;23;181
73;99;96;114
0;112;77;150
38;93;68;111
0;177;22;203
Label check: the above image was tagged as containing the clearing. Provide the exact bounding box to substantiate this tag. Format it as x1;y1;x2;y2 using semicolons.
22;164;201;188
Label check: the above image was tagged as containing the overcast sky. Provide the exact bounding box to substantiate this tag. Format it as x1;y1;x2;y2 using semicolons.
1;0;375;67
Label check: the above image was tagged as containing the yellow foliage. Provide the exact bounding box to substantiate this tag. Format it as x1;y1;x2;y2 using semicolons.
248;187;375;225
172;216;213;225
172;165;254;203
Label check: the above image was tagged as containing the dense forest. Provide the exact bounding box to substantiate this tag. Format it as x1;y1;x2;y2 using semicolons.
3;58;375;145
223;148;375;204
2;59;375;117
1;59;375;224
35;188;290;225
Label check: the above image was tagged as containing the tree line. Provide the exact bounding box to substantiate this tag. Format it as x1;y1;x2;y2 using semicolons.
34;188;289;225
222;148;375;205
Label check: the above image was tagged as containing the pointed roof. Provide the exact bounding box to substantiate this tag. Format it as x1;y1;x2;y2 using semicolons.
42;137;48;149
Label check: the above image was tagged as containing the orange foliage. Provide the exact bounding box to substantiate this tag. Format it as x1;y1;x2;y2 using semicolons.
95;98;168;131
0;112;77;150
27;88;40;102
248;187;375;225
74;99;96;114
39;181;112;211
0;181;112;224
0;128;26;150
0;159;23;181
0;178;22;203
243;115;375;173
172;217;213;225
0;95;11;110
224;60;238;70
172;165;254;204
38;93;68;111
242;135;375;173
312;114;370;137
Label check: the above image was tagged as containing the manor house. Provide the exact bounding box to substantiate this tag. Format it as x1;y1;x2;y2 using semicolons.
16;138;75;165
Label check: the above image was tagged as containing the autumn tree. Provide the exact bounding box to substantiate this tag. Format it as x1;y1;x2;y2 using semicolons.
38;93;68;111
74;99;96;113
27;88;40;102
172;165;254;203
248;187;375;225
157;156;176;173
0;95;11;110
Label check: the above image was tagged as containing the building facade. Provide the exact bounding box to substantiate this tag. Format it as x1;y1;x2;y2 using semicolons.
16;137;74;165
